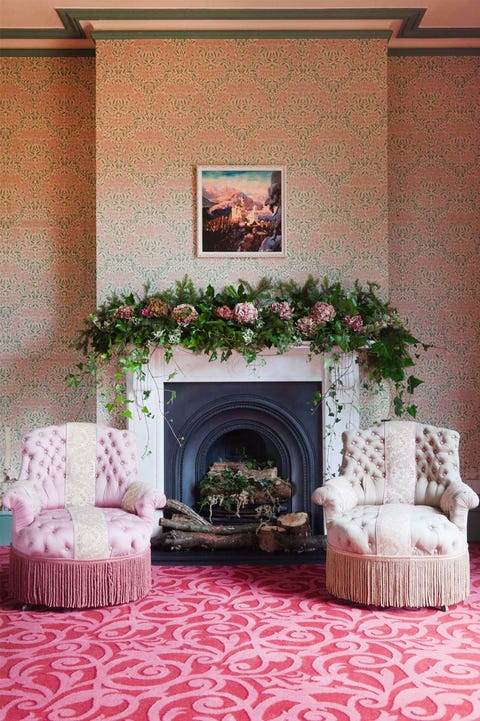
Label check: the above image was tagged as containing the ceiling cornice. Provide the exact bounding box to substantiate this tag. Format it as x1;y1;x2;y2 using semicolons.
1;6;479;56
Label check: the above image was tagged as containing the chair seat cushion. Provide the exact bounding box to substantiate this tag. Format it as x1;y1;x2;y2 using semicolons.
12;506;151;560
327;503;467;557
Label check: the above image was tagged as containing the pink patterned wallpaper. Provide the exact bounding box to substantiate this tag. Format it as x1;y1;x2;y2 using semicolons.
1;57;96;470
2;46;479;478
95;39;389;299
388;56;480;479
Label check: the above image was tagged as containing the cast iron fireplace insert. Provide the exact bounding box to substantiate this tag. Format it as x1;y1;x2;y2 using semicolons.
152;381;325;565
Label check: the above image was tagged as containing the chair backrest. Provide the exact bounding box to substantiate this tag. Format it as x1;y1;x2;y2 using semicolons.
339;421;461;507
18;423;140;509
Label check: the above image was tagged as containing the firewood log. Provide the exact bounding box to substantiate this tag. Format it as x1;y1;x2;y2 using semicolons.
257;524;286;552
278;534;327;552
163;499;211;527
155;529;258;551
160;518;259;535
277;512;310;537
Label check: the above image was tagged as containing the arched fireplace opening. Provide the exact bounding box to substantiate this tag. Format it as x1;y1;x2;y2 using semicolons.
163;381;324;534
203;428;282;473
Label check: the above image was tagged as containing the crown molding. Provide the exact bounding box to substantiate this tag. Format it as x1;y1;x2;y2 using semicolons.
1;7;479;56
389;47;480;56
90;29;392;40
1;48;95;57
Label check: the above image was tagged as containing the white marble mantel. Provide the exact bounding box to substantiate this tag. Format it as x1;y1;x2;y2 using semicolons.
127;345;360;494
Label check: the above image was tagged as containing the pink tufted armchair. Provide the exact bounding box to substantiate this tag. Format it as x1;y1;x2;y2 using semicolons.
312;421;479;609
2;423;166;609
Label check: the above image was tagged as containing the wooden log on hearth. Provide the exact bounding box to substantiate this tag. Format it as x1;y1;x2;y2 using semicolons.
257;524;286;552
163;499;212;527
278;534;327;553
155;529;258;551
258;526;325;554
251;478;292;502
160;517;212;533
209;462;278;480
160;517;260;535
256;512;320;553
277;512;310;537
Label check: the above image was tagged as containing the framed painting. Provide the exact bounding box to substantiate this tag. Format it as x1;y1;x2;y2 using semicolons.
197;166;286;257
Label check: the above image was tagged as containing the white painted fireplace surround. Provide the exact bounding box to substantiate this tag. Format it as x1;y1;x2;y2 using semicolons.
127;345;360;497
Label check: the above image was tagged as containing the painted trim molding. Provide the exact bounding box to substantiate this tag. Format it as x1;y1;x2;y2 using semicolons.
1;7;479;56
1;48;95;57
90;30;391;41
389;47;480;56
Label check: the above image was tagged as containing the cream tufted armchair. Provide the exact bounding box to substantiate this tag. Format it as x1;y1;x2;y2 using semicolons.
2;423;166;609
312;421;479;608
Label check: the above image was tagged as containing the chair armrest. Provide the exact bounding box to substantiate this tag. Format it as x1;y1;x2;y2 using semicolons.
121;481;167;523
312;476;359;522
2;480;43;531
440;481;479;532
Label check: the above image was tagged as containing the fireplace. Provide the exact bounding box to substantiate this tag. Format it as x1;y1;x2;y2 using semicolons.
163;381;323;532
127;345;360;546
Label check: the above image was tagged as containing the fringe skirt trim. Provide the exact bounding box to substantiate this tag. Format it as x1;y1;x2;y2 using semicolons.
325;545;470;608
8;547;152;608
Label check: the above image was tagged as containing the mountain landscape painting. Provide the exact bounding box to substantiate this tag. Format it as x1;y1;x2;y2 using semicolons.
197;166;285;257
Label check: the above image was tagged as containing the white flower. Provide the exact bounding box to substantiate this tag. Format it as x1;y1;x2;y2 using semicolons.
242;328;255;344
168;328;182;344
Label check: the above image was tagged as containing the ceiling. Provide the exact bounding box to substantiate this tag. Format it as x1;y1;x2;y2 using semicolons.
1;1;479;55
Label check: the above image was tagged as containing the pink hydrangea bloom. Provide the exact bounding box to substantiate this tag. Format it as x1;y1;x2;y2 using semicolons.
270;301;294;320
310;302;336;324
113;305;135;320
172;303;199;327
215;305;234;320
141;307;151;317
296;316;318;338
233;302;258;324
344;314;364;332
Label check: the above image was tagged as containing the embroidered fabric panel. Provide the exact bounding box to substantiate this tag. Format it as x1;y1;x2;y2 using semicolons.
375;504;414;555
384;421;416;504
65;423;97;506
68;505;110;560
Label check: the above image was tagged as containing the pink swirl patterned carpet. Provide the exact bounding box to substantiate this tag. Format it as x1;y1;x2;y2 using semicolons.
1;544;480;721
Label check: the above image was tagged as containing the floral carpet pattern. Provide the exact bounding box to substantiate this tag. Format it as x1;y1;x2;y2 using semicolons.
1;545;479;721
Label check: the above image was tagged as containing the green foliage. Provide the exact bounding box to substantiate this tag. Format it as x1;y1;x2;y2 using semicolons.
197;465;288;521
67;275;429;420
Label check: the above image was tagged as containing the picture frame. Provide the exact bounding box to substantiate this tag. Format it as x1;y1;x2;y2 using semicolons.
197;165;286;257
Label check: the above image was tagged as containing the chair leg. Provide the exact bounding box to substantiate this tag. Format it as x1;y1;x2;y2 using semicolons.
21;602;76;612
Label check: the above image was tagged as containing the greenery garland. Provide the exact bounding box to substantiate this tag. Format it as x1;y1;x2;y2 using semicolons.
67;275;428;421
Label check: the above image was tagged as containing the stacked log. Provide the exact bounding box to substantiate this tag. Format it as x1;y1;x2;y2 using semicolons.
154;500;325;554
197;462;292;524
257;512;325;553
208;462;278;479
154;499;257;551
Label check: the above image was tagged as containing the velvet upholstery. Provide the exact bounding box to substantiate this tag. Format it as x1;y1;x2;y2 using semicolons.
3;423;166;608
312;421;479;608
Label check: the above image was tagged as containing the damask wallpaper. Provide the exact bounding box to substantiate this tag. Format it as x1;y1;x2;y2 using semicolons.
1;57;96;470
388;56;480;479
1;45;479;479
95;39;389;297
